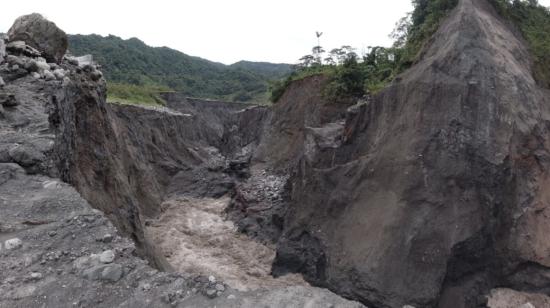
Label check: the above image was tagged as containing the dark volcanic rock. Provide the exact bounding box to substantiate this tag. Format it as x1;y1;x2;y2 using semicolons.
271;0;550;307
0;92;17;107
7;13;68;63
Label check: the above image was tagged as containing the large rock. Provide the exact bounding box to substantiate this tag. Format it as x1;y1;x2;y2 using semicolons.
6;41;41;58
7;13;67;63
271;0;550;307
488;289;550;308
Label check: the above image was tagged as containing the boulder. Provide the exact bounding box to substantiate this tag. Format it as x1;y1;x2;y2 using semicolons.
25;59;50;73
6;41;41;58
5;55;24;68
43;70;55;81
8;144;45;166
5;238;22;250
53;69;65;80
82;264;123;282
7;13;67;63
99;250;115;264
488;288;550;308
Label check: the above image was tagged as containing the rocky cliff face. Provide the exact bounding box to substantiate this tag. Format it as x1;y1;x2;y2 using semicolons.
272;0;550;307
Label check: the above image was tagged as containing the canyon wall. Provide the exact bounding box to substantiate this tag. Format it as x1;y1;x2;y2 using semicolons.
272;0;550;307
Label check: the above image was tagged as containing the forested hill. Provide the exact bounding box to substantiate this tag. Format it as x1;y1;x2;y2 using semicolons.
67;34;292;102
230;61;292;79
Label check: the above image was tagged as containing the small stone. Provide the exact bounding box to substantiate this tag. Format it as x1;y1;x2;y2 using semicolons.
227;294;236;300
53;68;65;80
43;70;55;81
215;283;225;292
6;55;23;67
48;231;57;237
0;93;17;107
100;264;123;282
101;234;114;243
208;275;216;283
25;59;50;72
205;289;217;299
90;70;102;81
99;250;115;264
31;72;41;79
5;238;22;250
142;283;152;291
0;77;4;87
82;263;122;282
520;304;535;308
30;272;43;280
403;306;416;308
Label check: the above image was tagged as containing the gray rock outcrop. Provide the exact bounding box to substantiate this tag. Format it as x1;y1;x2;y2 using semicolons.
268;0;550;307
7;13;68;63
0;34;6;64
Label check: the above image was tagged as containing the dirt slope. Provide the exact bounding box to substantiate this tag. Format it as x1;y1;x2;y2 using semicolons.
272;0;550;307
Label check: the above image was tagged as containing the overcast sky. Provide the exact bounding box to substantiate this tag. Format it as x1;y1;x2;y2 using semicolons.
2;0;550;65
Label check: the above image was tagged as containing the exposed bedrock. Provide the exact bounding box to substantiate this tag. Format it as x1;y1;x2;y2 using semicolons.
51;78;271;270
0;27;362;306
272;0;550;307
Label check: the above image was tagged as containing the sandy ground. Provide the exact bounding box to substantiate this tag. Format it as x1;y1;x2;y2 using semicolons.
145;196;307;291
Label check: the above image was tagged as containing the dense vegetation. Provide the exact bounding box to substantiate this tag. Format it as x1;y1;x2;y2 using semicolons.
270;0;459;103
68;35;291;104
489;0;550;88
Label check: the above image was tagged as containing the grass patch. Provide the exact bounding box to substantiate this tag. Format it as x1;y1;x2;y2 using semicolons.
107;83;171;107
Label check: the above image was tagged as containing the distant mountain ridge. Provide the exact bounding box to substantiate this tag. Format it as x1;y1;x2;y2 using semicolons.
67;34;292;102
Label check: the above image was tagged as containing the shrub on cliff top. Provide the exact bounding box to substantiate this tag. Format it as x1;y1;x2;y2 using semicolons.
269;0;459;103
489;0;550;88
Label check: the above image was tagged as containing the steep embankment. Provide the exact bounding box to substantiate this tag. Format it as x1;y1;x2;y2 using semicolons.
0;13;364;308
269;0;550;307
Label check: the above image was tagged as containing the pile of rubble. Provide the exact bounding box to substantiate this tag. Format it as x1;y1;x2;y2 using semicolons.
0;13;100;88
